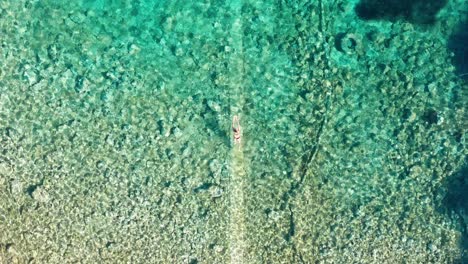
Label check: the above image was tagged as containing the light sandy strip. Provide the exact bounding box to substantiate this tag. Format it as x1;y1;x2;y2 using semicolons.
227;1;247;263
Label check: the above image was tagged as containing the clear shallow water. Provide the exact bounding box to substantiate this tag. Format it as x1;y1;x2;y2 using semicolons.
0;0;466;263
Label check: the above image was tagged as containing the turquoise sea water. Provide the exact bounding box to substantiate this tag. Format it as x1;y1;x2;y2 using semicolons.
0;0;467;263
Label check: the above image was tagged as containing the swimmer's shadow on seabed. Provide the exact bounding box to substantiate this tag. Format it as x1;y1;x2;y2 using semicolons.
200;100;231;147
